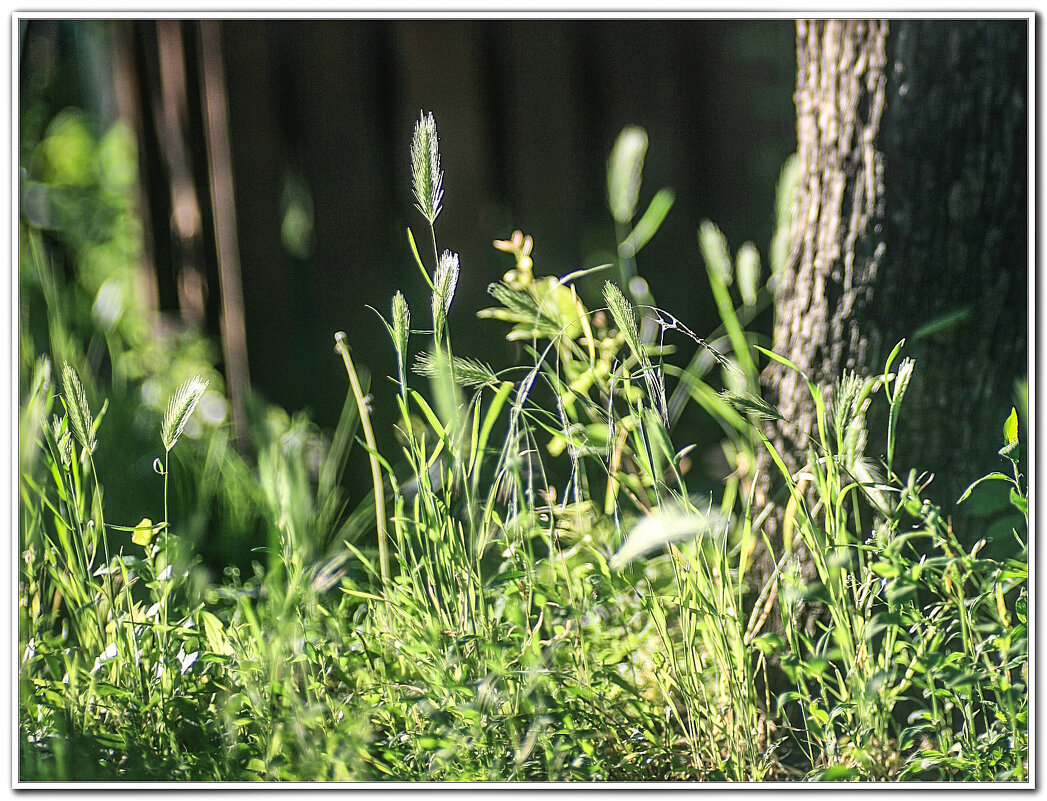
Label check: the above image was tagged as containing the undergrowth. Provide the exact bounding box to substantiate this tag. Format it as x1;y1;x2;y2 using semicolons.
18;112;1028;782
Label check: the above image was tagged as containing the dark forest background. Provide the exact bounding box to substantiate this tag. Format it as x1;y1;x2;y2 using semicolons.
21;18;796;494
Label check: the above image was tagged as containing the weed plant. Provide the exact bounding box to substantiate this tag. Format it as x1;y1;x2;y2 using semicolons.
18;111;1028;782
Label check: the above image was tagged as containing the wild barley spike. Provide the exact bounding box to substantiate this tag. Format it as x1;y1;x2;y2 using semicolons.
432;250;460;339
392;291;411;357
411;111;444;225
61;362;95;455
162;376;210;452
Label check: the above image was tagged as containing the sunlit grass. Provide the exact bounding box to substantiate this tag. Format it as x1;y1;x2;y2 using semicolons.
18;111;1027;782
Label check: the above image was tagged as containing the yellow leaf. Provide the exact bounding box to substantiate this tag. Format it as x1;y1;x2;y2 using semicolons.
132;517;155;547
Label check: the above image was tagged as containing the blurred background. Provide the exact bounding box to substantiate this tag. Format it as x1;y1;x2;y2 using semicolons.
19;18;797;566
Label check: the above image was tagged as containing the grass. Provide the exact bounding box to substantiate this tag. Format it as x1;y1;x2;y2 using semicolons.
17;111;1028;782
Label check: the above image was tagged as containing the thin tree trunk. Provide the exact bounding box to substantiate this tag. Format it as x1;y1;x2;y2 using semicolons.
197;20;251;453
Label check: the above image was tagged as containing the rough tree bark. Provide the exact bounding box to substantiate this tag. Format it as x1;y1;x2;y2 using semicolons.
758;19;1028;574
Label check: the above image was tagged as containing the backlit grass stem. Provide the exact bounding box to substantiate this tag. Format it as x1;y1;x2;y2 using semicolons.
335;331;388;586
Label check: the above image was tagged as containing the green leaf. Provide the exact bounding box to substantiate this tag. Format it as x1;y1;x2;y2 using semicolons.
999;439;1020;463
754;345;806;378
200;610;234;657
486;570;526;588
751;632;785;655
1015;595;1027;624
409;390;447;440
869;561;899;579
1010;487;1028;517
406;227;435;289
958;472;1010;504
619;187;675;258
1003;407;1019;444
131;517;159;547
912;306;971;339
886;577;918;607
864;610;905;640
816;765;860;781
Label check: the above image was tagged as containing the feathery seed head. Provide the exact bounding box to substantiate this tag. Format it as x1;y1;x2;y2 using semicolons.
699;220;733;287
602;280;640;355
432;250;460;339
414;351;498;389
411;111;444;225
720;389;783;422
60;362;95;455
50;415;73;468
607;125;648;224
391;291;411;357
894;357;915;405
162;376;210;452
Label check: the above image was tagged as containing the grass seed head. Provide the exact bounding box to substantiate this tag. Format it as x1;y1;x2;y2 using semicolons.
411;110;444;225
414;350;497;389
391;290;411;357
162;376;210;452
608;125;648;224
60;362;95;455
603;280;641;356
894;357;915;405
432;250;460;339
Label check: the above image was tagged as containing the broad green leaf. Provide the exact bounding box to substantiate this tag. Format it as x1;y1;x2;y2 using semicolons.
200;610;234;657
1010;487;1028;517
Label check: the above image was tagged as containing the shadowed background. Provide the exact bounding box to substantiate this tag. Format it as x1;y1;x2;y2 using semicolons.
23;19;794;417
20;19;796;546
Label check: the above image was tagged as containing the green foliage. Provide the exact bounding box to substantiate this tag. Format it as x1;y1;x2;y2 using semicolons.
18;110;1027;783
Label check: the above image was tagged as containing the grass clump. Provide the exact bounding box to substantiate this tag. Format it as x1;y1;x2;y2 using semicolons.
18;110;1027;782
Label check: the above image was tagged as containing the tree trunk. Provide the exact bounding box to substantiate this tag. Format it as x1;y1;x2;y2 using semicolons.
758;19;1027;575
